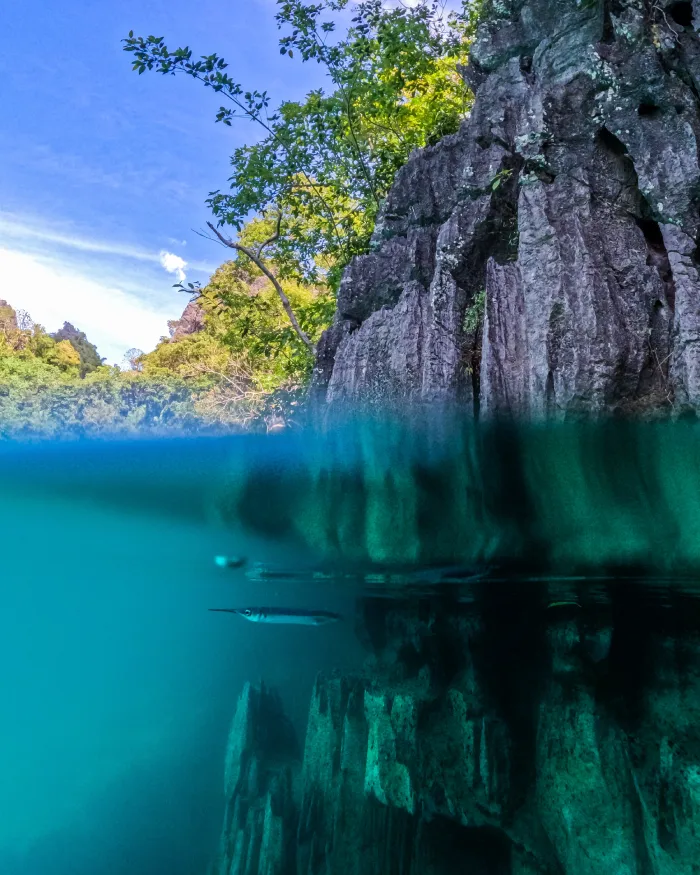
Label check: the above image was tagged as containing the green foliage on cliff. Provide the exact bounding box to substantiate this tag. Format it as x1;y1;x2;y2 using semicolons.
51;322;104;376
123;0;478;285
0;303;201;438
0;228;330;436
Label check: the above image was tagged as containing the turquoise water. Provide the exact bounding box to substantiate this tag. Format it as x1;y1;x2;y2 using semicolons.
215;417;700;578
5;422;700;873
0;438;361;875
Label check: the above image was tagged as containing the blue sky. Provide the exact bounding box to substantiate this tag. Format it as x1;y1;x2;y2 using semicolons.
0;0;328;364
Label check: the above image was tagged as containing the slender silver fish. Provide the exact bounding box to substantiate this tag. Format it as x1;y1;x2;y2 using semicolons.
208;606;342;626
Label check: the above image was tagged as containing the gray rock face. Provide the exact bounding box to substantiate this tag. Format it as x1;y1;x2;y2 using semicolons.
314;0;700;417
168;299;205;341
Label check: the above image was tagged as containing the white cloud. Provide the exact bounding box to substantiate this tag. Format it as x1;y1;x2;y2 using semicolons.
159;250;188;283
0;212;216;274
0;212;222;366
0;248;180;366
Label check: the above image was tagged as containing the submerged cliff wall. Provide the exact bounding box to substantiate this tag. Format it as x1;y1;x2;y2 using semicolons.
314;0;700;417
212;593;700;875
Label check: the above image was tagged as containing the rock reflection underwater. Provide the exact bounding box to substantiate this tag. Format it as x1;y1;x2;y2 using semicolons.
207;418;700;875
2;421;699;874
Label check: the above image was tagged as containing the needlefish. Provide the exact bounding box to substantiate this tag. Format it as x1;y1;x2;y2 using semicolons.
208;606;343;626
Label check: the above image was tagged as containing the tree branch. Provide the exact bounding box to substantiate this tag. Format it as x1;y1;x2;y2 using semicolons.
206;222;316;355
256;212;283;259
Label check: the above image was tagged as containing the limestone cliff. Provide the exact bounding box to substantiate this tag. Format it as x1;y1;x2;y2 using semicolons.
210;6;700;868
212;682;299;875
314;0;700;417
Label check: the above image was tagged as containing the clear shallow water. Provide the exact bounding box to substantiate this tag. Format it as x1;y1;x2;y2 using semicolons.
3;422;700;874
0;438;361;875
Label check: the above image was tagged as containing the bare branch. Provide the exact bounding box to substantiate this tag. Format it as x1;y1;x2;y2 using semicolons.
256;212;283;259
206;222;316;354
192;227;219;243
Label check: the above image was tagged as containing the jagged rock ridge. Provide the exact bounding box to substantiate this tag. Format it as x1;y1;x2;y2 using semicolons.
211;592;700;874
212;681;299;875
168;300;205;341
314;0;700;417
51;322;103;375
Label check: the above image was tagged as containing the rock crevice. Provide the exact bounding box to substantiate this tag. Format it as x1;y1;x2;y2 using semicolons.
211;593;700;874
314;0;700;418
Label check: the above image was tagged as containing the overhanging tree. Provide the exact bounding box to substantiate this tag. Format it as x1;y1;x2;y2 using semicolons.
123;0;478;338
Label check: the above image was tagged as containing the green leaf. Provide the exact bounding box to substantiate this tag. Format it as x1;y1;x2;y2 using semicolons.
122;0;474;286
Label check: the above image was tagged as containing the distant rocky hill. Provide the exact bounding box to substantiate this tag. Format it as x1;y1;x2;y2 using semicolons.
50;321;104;376
167;300;205;341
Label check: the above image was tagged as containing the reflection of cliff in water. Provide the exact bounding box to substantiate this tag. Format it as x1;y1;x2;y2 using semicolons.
211;583;700;875
216;418;700;581
205;416;700;874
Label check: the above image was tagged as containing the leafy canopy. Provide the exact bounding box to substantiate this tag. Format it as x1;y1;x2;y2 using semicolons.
0;244;329;436
0;302;202;438
123;0;477;284
141;215;334;426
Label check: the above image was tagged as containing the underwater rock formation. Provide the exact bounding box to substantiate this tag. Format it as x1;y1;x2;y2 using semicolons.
213;681;299;875
313;0;700;417
212;591;700;874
